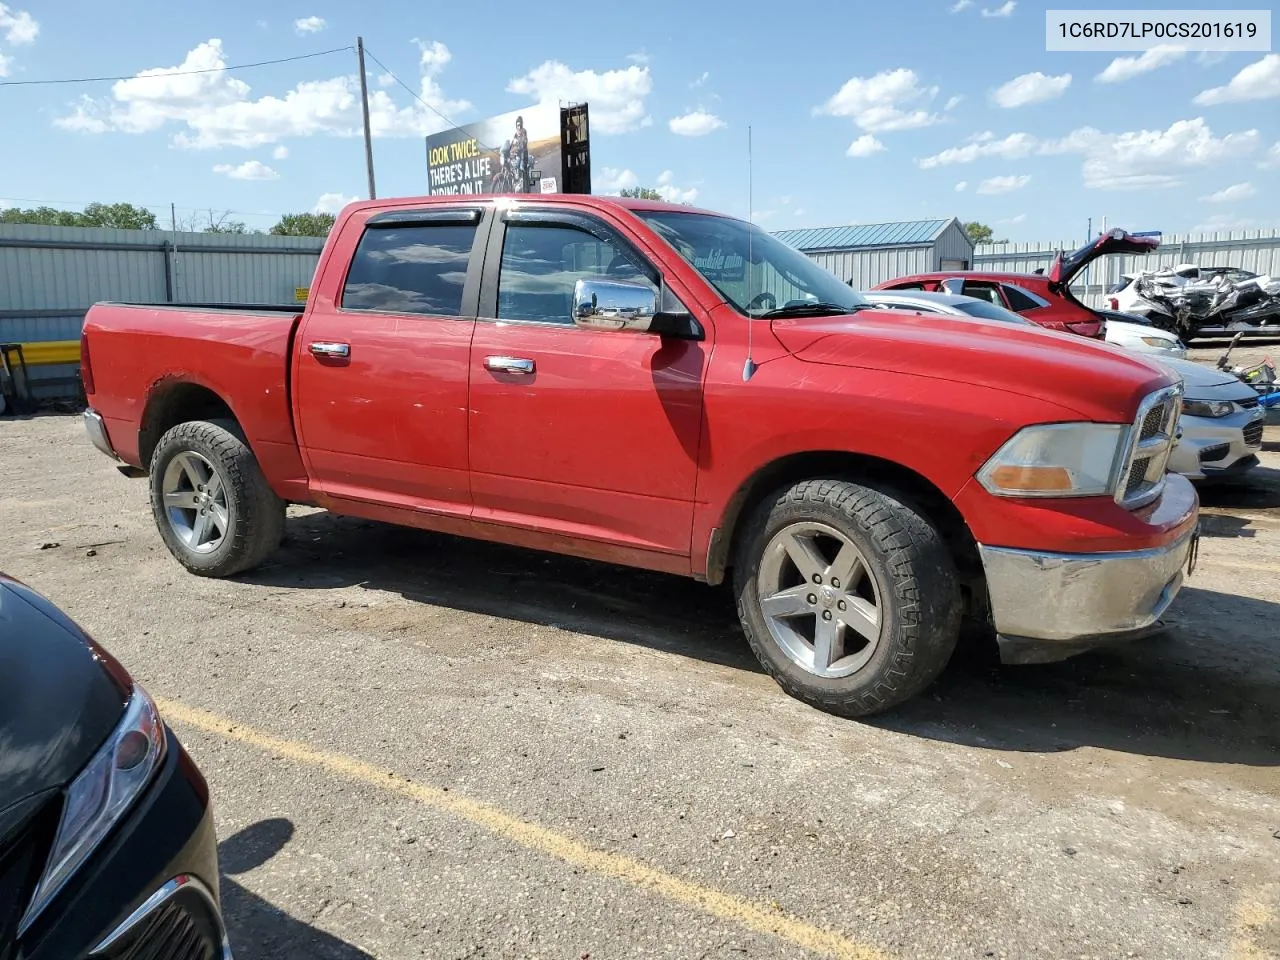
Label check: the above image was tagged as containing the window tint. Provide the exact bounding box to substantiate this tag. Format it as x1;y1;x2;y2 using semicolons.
342;222;477;316
887;282;925;290
960;281;1001;305
1001;284;1046;312
497;223;656;324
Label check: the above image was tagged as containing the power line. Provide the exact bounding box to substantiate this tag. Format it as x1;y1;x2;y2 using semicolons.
362;45;488;150
0;46;353;87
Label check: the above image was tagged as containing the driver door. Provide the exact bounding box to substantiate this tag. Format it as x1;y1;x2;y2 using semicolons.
467;209;708;566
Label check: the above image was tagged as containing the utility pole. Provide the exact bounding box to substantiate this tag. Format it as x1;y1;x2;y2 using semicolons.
356;37;377;199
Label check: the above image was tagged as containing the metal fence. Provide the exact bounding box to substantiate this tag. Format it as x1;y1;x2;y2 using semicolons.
973;229;1280;306
0;223;324;399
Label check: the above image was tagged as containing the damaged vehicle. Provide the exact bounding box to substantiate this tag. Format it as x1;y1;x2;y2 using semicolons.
1110;264;1280;340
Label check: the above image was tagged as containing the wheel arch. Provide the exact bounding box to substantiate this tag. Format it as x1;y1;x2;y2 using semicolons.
139;378;240;468
704;451;988;620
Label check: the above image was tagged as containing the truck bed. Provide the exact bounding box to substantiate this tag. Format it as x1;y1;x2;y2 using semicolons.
82;301;309;500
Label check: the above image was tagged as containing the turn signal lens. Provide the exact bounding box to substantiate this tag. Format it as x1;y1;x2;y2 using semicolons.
986;464;1074;492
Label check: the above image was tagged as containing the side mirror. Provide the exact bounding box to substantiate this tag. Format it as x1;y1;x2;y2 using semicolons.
572;278;658;333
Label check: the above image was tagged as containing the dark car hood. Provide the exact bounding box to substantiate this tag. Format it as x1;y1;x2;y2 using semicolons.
1048;228;1160;290
0;577;130;816
771;309;1176;422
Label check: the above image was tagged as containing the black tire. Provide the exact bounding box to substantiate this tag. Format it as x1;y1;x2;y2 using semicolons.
733;479;961;717
149;418;285;577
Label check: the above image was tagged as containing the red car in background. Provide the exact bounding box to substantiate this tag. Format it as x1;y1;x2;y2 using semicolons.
873;229;1160;339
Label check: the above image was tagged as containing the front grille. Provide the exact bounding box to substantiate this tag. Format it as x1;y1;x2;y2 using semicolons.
1244;419;1264;447
100;897;222;960
1118;387;1180;509
1237;396;1260;410
0;799;58;950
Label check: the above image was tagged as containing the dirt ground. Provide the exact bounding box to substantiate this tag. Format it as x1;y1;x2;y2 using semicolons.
1;361;1278;959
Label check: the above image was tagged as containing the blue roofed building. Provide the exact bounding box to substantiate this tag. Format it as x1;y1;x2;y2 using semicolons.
772;218;975;290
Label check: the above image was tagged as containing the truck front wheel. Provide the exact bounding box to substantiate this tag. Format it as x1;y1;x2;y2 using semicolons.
149;419;285;577
734;479;961;717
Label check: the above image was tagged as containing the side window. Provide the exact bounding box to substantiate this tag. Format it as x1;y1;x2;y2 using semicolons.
886;281;925;291
960;281;1001;305
497;223;657;325
342;222;478;316
1001;284;1044;313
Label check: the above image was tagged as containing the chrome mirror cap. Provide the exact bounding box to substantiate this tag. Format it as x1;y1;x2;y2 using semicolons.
572;278;658;333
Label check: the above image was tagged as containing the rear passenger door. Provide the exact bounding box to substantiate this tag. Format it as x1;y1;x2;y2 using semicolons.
293;208;487;514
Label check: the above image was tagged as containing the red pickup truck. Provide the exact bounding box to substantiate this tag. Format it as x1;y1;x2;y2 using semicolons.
80;195;1199;717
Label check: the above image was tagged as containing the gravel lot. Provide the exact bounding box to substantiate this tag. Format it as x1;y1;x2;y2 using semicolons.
2;354;1278;959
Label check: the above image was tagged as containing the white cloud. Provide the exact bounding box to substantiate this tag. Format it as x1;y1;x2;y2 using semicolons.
314;192;358;214
691;71;710;88
272;144;288;160
992;71;1071;108
845;133;885;157
669;110;724;136
655;170;697;204
954;180;968;191
0;3;38;44
1261;142;1280;169
213;159;279;180
981;0;1015;17
507;61;651;134
817;67;943;133
918;130;1038;168
977;174;1030;194
0;52;11;77
793;207;806;216
1194;54;1280;105
944;95;964;110
54;38;473;148
949;0;972;11
293;16;326;34
377;72;396;87
1096;45;1186;84
919;117;1258;192
1197;51;1226;67
1202;182;1256;203
595;166;639;194
998;213;1026;225
626;50;649;65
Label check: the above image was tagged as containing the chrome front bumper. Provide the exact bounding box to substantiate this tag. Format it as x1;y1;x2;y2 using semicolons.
979;526;1198;664
84;408;120;461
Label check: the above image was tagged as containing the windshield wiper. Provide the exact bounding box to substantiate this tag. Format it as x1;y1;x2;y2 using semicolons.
758;302;865;318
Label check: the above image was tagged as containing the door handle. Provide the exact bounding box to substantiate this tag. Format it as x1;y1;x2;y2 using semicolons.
484;356;535;375
309;341;350;359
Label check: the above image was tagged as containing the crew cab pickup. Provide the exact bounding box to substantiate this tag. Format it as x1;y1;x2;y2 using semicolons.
80;195;1200;717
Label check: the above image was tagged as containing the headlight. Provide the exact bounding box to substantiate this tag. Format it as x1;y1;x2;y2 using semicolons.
1181;399;1234;419
977;423;1128;497
19;685;166;934
1139;336;1178;350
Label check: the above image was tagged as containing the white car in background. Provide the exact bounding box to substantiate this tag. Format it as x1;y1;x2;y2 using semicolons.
1157;357;1265;481
860;291;1187;359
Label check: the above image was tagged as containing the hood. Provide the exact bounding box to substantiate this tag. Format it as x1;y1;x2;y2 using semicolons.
0;576;131;814
1048;228;1160;290
771;309;1176;422
1151;357;1257;399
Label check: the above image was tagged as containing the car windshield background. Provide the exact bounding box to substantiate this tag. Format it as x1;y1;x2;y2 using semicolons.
497;223;657;325
342;223;478;316
954;300;1036;324
635;211;866;316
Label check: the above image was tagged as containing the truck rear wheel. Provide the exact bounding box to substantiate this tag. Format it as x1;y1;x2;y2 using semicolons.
733;479;961;717
149;419;285;577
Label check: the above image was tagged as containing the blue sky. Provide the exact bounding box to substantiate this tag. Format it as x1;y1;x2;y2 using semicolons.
1;0;1277;239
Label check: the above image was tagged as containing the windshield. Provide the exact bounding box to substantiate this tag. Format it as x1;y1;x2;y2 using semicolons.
953;300;1036;325
634;210;867;317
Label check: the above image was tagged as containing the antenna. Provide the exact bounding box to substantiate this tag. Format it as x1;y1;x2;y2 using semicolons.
743;124;758;382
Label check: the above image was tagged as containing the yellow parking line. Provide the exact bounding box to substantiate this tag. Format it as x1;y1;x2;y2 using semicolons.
156;697;889;960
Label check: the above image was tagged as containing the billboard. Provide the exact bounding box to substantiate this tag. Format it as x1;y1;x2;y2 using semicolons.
425;103;591;196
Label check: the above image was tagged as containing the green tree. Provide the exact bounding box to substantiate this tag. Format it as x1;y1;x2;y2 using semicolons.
963;221;996;245
0;202;158;230
270;212;337;237
618;187;664;200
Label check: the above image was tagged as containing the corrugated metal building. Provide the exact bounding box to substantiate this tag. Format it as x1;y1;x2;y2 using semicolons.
0;223;324;400
773;219;975;290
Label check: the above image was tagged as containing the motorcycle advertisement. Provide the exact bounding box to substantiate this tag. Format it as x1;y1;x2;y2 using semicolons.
426;103;564;196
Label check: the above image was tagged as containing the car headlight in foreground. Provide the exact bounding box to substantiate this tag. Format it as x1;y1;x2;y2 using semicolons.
977;422;1128;497
18;684;167;935
1181;398;1234;419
